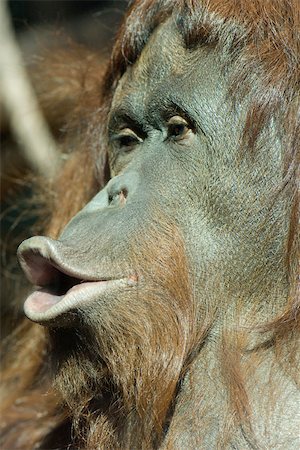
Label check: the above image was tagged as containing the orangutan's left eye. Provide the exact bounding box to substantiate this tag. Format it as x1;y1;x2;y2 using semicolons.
167;116;192;141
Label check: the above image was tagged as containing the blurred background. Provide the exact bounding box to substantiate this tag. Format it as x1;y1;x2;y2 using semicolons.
1;0;128;334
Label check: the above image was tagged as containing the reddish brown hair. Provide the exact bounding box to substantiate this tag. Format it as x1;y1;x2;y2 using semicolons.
1;1;299;448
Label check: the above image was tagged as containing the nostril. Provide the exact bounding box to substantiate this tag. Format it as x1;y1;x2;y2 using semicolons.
119;189;128;205
108;188;128;206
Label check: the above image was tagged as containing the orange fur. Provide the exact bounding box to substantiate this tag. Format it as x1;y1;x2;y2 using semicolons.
1;1;299;448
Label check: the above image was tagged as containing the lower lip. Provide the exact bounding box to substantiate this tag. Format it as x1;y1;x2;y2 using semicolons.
24;278;131;323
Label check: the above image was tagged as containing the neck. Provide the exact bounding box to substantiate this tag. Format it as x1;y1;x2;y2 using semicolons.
162;308;299;449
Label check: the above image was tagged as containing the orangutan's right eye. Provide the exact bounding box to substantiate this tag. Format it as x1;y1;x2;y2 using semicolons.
113;128;143;152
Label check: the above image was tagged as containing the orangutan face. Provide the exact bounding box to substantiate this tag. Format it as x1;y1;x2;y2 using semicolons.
18;20;285;331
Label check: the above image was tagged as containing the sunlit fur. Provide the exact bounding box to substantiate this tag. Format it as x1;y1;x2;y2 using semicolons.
1;1;299;449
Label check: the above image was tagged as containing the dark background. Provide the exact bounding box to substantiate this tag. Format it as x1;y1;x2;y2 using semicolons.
9;1;127;30
8;0;128;49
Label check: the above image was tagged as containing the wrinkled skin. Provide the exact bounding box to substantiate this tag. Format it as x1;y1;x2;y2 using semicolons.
19;22;287;321
18;21;298;448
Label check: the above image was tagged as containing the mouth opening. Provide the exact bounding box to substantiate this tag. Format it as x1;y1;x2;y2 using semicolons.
19;246;87;296
42;271;84;297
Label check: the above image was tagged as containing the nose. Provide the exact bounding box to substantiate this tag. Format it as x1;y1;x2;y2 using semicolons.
106;172;139;206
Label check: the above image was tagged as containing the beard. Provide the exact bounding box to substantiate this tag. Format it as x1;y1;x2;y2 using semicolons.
47;219;206;447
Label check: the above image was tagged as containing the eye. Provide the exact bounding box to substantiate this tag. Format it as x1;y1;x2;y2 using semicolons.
167;116;192;141
112;128;143;151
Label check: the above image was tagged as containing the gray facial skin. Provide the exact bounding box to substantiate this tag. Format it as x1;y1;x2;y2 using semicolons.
18;19;298;449
108;22;288;299
20;22;288;316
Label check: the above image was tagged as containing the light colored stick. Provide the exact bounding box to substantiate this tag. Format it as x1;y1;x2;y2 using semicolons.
0;0;60;178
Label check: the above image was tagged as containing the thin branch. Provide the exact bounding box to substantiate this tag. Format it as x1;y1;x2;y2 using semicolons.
0;0;60;178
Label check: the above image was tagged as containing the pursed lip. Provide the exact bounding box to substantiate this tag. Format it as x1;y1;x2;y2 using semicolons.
17;236;138;324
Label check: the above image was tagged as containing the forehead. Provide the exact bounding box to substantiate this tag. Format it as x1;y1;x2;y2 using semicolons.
111;19;227;122
130;20;187;81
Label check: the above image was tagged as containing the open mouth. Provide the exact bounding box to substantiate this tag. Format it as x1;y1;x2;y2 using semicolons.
18;237;136;323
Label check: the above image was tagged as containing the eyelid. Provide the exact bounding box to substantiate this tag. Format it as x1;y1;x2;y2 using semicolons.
108;111;147;140
167;116;189;126
110;128;143;143
162;104;196;132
